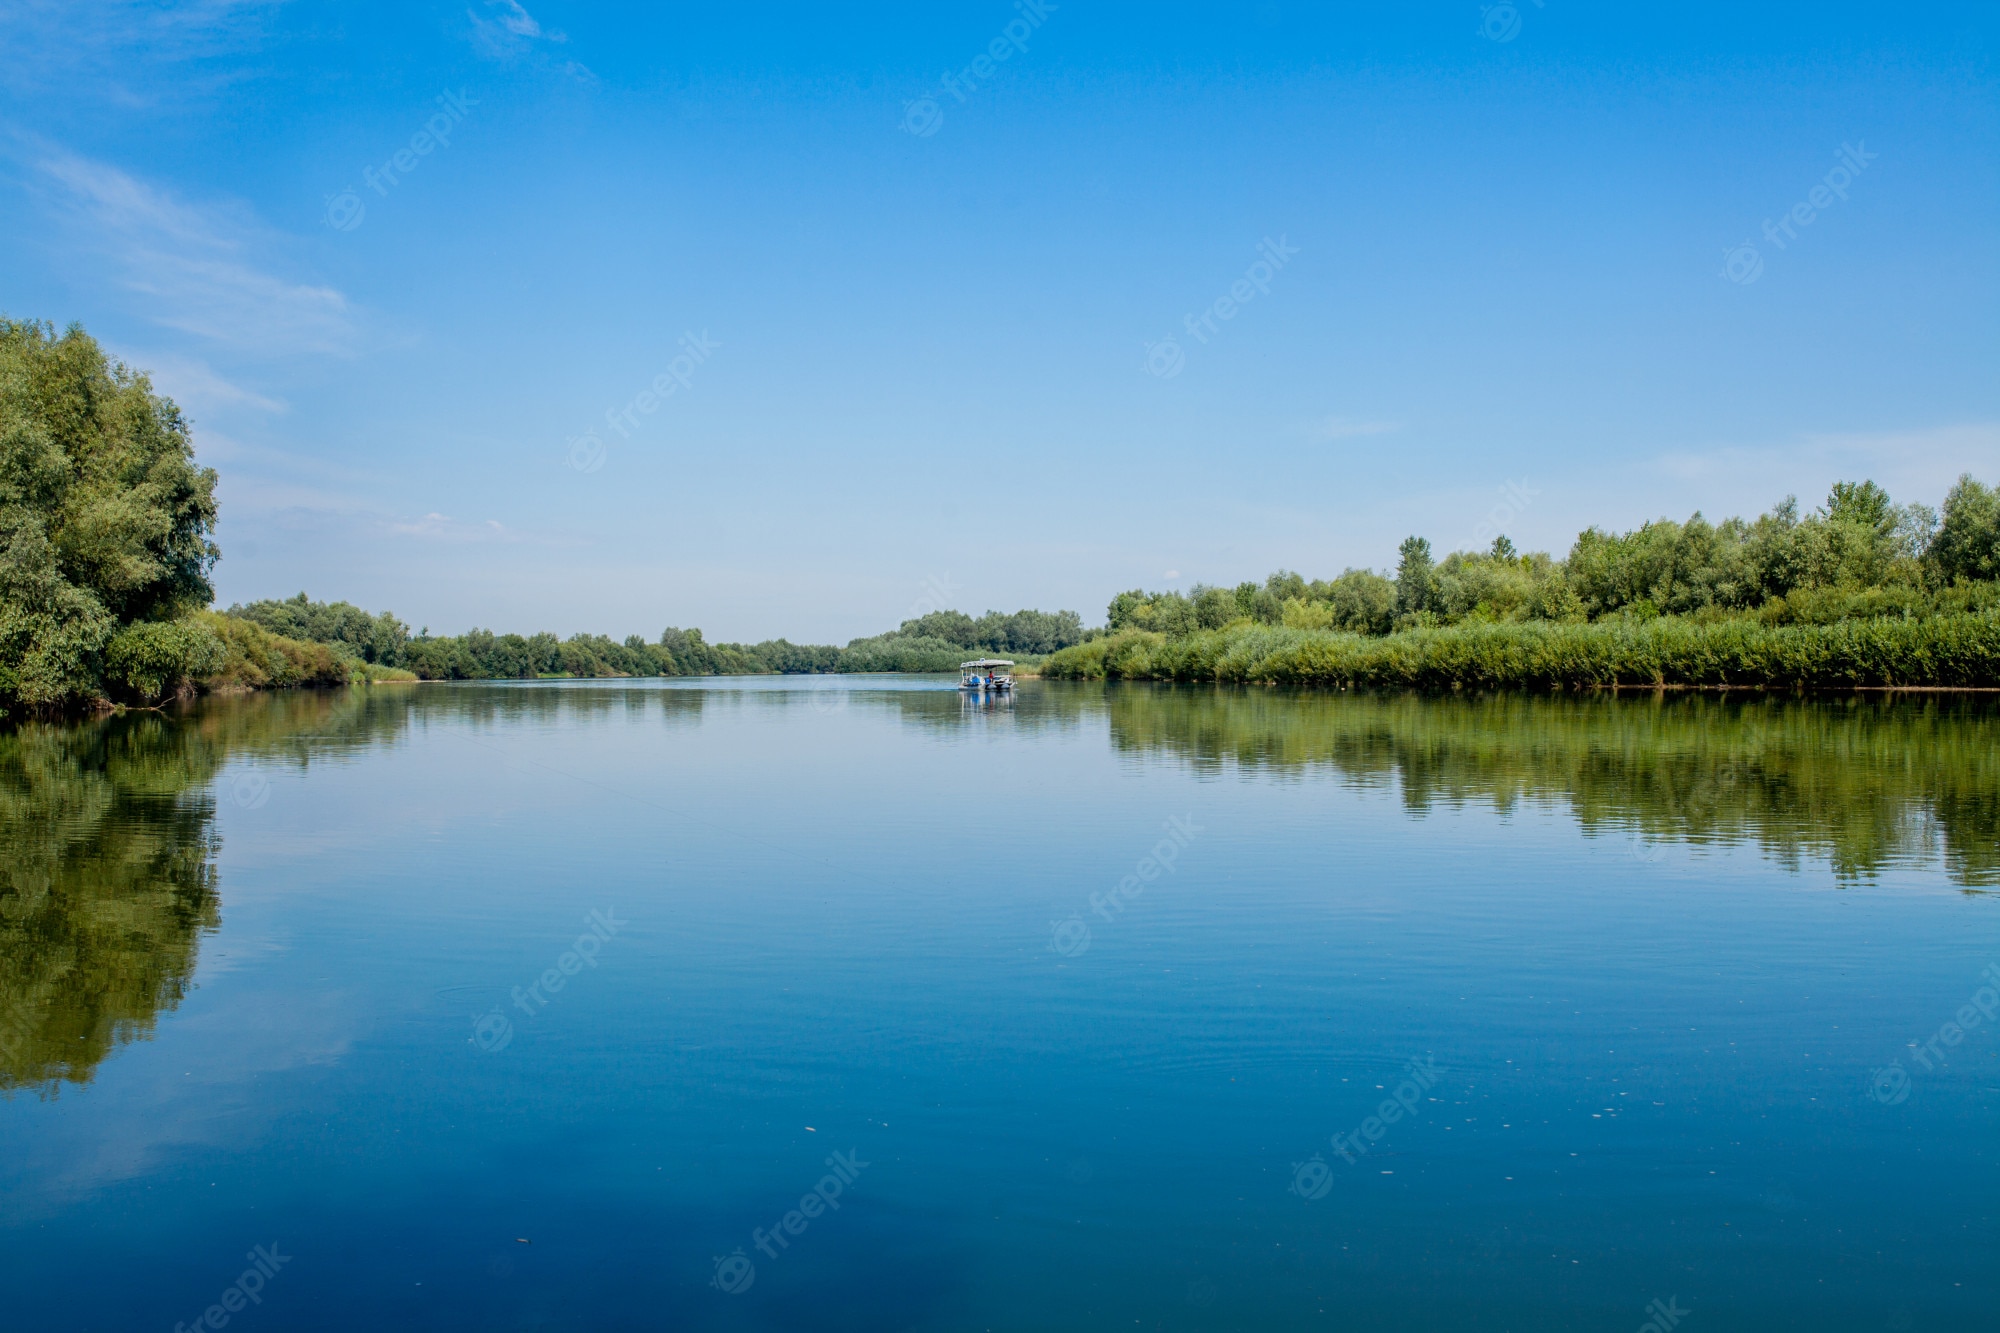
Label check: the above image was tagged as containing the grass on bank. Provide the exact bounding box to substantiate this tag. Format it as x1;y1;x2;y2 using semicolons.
1040;609;2000;690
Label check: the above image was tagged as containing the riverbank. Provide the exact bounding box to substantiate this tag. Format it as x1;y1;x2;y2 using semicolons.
1040;611;2000;690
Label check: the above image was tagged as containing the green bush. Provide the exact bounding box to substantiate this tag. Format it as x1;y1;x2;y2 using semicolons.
1043;611;2000;690
835;634;966;673
197;611;352;690
103;618;225;703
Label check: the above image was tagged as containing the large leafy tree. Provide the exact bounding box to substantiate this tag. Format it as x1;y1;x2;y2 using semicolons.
1930;474;2000;584
0;320;219;708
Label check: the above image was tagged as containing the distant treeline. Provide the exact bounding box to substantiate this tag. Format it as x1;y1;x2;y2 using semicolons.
1105;478;2000;638
1049;478;2000;689
222;598;1088;680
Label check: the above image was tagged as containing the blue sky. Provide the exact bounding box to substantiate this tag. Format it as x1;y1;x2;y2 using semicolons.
3;1;1996;642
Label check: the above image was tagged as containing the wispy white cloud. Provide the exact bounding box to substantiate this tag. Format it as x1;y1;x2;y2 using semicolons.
466;0;596;82
0;0;289;103
482;0;554;40
105;348;287;415
20;142;357;356
385;511;513;541
211;484;586;555
1319;417;1403;440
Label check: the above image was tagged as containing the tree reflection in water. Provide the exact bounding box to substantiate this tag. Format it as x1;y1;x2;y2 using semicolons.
2;681;1990;1095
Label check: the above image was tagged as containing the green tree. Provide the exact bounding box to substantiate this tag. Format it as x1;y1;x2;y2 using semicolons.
228;592;410;665
1395;536;1435;615
1929;474;2000;584
0;320;219;709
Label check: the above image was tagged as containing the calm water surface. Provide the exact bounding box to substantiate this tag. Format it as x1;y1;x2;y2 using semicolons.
2;680;1996;1331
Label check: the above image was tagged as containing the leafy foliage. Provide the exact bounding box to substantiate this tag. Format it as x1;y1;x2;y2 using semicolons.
0;320;219;709
1044;610;2000;689
1100;477;1996;648
199;610;355;690
1930;474;2000;583
226;592;410;665
222;599;1086;679
1094;686;2000;887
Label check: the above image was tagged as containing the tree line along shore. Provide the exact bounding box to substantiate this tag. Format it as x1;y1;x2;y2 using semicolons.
1040;478;2000;689
4;317;1998;713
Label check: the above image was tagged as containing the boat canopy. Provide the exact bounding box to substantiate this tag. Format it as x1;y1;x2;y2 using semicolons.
960;659;1015;669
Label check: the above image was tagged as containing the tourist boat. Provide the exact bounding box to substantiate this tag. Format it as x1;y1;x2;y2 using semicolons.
958;658;1015;693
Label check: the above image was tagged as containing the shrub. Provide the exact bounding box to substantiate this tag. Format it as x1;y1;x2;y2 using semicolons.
1042;612;2000;691
103;618;225;703
196;611;352;690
